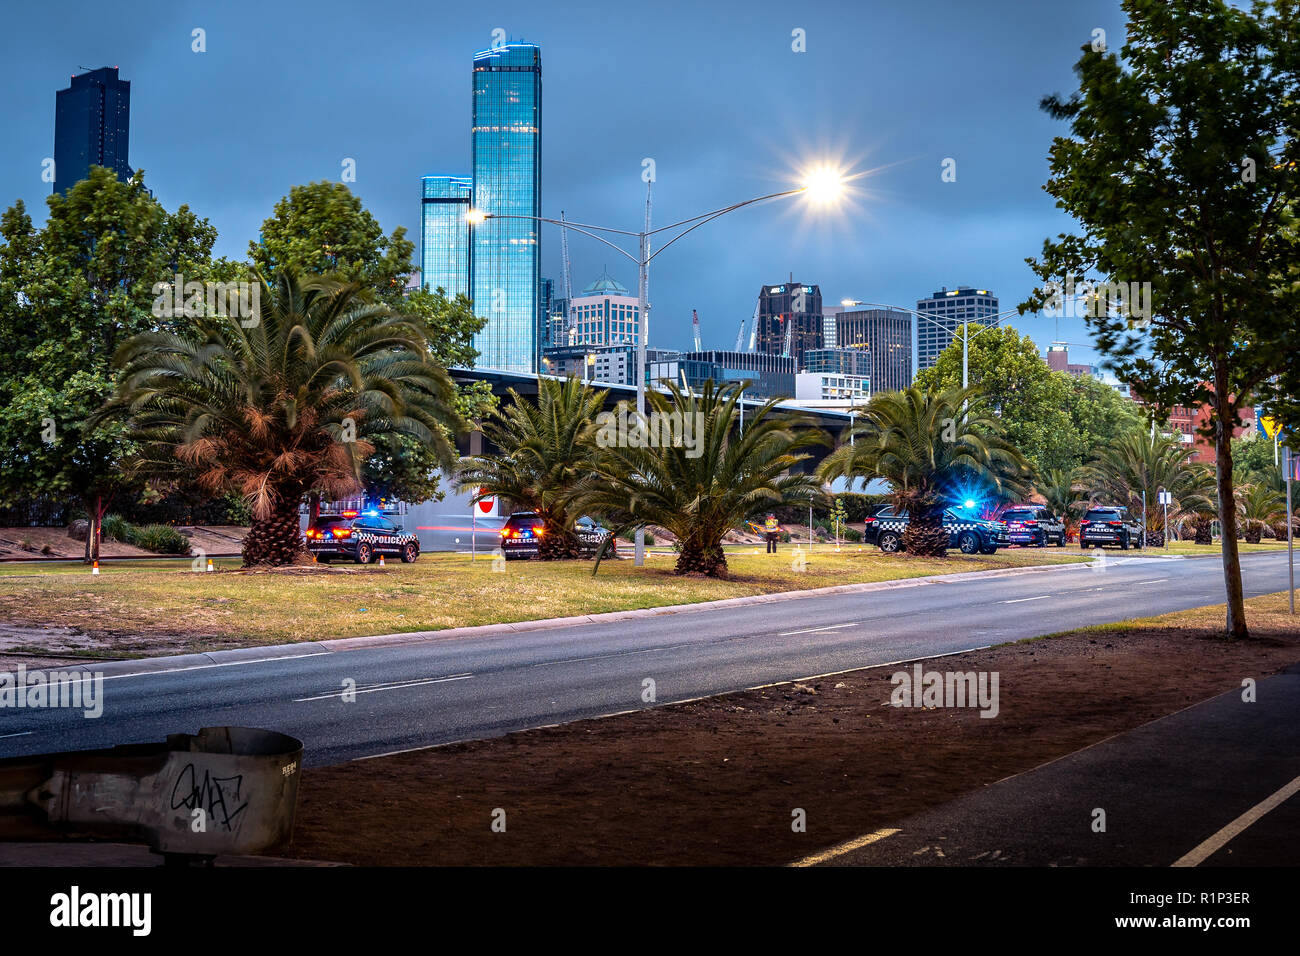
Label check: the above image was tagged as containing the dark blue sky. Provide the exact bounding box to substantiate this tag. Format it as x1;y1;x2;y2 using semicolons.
2;0;1126;364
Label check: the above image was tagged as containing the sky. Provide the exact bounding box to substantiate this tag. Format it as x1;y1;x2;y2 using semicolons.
0;0;1129;365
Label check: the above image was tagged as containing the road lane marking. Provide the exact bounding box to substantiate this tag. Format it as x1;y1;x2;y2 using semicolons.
779;622;861;636
0;731;33;740
999;596;1050;604
293;673;473;702
1133;579;1168;586
1171;773;1300;867
789;828;902;867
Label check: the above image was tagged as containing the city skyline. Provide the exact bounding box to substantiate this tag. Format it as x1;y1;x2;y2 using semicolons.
2;0;1124;365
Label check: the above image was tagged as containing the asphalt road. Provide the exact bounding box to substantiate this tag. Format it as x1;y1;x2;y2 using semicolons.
0;551;1294;767
807;665;1300;867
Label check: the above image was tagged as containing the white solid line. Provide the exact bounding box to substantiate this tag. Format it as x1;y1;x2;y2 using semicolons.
1133;579;1169;586
789;828;902;867
999;595;1050;604
1171;773;1300;867
293;673;472;702
778;622;861;636
0;731;33;739
57;652;335;686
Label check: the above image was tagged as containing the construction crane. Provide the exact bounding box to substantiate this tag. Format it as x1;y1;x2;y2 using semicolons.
560;210;574;337
782;316;794;358
733;313;747;352
746;301;759;351
691;309;702;352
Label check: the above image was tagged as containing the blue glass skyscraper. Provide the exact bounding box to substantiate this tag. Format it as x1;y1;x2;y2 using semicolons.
420;175;472;298
53;66;132;195
470;43;542;373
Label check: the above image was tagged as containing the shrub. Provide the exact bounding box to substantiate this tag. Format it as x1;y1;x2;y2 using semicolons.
843;526;863;542
131;524;192;555
100;513;136;543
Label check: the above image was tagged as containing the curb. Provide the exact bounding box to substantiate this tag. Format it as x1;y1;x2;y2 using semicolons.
72;559;1088;678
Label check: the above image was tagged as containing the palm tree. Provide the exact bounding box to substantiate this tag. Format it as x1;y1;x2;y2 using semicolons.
578;380;825;577
102;270;461;566
456;376;607;559
1238;483;1284;544
1076;431;1216;543
819;386;1029;557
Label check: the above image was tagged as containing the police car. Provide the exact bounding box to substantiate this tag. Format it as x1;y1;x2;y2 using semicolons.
863;506;1010;554
304;510;420;564
1078;506;1143;550
999;505;1067;547
500;512;611;560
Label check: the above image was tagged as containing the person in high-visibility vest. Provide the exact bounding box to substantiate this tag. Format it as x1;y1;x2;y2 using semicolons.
764;513;781;554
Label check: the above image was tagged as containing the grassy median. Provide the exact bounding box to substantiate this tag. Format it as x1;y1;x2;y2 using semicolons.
0;545;1086;658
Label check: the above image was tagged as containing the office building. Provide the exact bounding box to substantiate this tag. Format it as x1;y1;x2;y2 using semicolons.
1045;344;1097;378
802;347;871;377
470;42;543;373
755;281;822;364
568;270;640;347
420;175;472;298
544;344;678;386
835;308;913;393
915;286;999;371
794;372;870;403
53;67;132;195
658;349;797;398
821;305;844;348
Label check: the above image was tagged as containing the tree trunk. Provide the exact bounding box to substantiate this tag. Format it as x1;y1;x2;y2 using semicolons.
675;538;727;577
1213;380;1248;638
241;493;305;567
537;518;580;560
903;502;948;557
83;493;107;564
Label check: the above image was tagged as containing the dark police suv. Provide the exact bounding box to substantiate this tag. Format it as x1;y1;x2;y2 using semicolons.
304;510;420;564
999;505;1067;547
499;512;611;560
863;506;1010;555
1079;506;1144;550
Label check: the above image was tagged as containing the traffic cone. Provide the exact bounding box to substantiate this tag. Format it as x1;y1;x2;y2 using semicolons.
91;560;99;575
378;554;386;567
206;558;214;572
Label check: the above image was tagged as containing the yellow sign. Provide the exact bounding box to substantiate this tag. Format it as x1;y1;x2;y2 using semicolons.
1259;415;1282;439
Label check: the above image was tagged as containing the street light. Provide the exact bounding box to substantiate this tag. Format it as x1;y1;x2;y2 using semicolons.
471;169;844;566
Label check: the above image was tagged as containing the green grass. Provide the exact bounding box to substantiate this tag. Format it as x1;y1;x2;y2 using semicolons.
0;546;1086;653
1143;540;1291;556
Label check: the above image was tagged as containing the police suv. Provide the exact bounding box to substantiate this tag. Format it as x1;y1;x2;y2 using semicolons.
999;505;1067;547
1078;505;1144;550
304;510;420;564
863;506;1010;554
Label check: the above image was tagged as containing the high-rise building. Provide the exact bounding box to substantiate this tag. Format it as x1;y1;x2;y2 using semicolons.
802;347;871;377
537;277;555;354
821;305;844;348
53;67;132;195
835;308;913;393
420;175;472;298
470;42;542;373
568;270;640;347
915;286;999;371
1045;344;1097;378
755;281;823;364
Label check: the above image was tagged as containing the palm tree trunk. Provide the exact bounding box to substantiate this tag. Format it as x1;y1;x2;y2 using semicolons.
904;503;948;557
675;539;727;577
241;493;305;567
537;522;580;560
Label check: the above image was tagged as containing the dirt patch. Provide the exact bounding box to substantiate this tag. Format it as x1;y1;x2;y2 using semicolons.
0;525;246;561
284;600;1300;866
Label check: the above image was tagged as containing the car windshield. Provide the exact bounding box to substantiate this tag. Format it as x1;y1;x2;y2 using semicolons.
1085;509;1121;521
1002;510;1036;520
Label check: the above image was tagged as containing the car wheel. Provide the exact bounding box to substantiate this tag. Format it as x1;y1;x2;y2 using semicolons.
879;531;902;553
1057;533;1066;547
979;544;998;555
1080;540;1090;550
958;531;980;555
401;542;419;563
1119;533;1129;551
356;543;373;564
1034;532;1046;548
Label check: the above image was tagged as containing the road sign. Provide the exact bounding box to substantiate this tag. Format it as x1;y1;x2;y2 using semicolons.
1158;491;1173;505
477;489;495;515
1258;415;1283;440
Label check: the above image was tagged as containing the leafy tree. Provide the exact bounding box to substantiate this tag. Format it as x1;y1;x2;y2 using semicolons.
914;325;1141;474
820;386;1030;557
0;167;216;561
1232;435;1286;492
456;376;607;559
580;380;825;577
1024;0;1300;637
100;270;462;567
249;181;490;505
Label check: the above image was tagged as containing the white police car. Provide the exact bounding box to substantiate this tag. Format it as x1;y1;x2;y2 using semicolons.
863;506;1010;555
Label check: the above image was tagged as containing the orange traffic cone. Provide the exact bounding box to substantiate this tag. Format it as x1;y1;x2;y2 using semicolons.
91;560;100;575
378;554;386;567
206;558;214;572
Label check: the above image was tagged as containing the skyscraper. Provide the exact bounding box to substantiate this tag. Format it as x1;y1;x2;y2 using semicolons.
420;175;472;298
836;308;913;393
755;281;822;364
470;42;542;373
915;286;999;370
53;66;131;195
